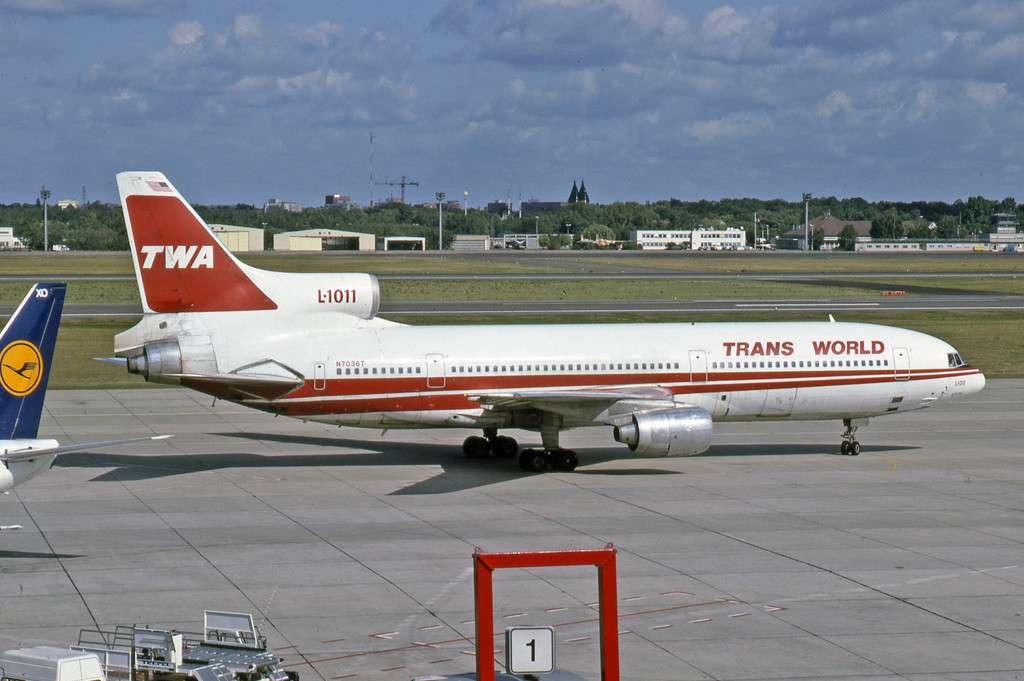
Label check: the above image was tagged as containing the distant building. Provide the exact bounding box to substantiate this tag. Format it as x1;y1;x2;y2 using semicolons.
273;228;374;251
0;227;28;250
56;199;79;210
379;236;426;251
210;224;264;252
325;194;352;209
775;214;872;250
486;199;512;215
451;234;491;251
568;180;589;204
264;198;302;212
630;228;745;250
989;212;1024;249
854;240;928;252
493;233;542;249
520;200;568;213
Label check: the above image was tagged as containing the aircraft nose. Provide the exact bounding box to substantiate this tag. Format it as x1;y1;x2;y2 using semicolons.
969;369;986;395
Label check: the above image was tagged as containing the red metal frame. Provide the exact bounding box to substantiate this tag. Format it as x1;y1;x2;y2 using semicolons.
473;544;619;681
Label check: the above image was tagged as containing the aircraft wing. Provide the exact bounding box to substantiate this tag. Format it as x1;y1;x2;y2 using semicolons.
469;386;677;424
1;434;173;463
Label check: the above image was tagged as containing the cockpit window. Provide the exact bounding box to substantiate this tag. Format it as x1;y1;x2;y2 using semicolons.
948;352;967;367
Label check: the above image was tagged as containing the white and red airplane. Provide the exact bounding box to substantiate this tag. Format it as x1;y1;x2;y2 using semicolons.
113;172;985;472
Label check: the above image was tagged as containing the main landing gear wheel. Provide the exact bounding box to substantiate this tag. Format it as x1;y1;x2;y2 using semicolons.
839;440;861;456
490;435;519;458
840;419;861;456
519;449;549;472
549;449;579;472
463;435;490;458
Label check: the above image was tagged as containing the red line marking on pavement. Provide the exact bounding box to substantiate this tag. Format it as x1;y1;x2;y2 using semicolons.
418;625;443;630
430;659;454;664
287;597;738;669
380;666;405;672
320;638;346;644
331;675;356;679
650;624;673;630
623;596;645;602
689;619;711;624
729;613;751;618
567;637;590;643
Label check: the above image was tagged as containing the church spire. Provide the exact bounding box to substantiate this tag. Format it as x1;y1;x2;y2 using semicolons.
568;180;578;204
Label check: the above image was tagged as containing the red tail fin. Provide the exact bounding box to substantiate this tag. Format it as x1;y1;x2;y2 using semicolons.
118;172;276;313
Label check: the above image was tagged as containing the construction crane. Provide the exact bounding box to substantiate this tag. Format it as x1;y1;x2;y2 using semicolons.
375;175;419;203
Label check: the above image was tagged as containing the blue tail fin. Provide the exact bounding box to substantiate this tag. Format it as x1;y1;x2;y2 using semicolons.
0;283;66;439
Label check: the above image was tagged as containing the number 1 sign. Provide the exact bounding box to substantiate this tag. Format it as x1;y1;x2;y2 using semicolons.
506;626;554;674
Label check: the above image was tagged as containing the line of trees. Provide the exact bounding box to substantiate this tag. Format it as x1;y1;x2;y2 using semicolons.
0;194;1018;251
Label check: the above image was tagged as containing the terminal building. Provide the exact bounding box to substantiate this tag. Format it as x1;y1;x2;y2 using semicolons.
629;228;746;250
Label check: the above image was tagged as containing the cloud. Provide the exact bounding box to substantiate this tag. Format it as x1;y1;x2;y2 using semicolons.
168;21;203;46
819;90;853;118
0;0;180;16
442;0;688;68
965;80;1008;107
82;13;417;124
685;112;769;145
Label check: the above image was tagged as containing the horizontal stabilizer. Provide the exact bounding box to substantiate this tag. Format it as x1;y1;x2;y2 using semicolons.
1;434;173;463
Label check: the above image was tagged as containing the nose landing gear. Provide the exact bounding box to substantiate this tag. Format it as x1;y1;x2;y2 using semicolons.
840;418;861;456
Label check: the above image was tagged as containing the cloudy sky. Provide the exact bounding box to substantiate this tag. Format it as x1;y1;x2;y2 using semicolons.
2;0;1023;208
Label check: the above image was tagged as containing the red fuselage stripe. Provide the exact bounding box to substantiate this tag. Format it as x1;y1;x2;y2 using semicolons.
223;366;981;416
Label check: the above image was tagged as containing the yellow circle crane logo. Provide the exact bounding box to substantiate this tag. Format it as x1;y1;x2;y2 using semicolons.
0;341;44;396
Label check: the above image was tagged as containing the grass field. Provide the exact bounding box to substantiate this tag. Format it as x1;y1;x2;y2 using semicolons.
2;251;1022;386
5;249;1024;276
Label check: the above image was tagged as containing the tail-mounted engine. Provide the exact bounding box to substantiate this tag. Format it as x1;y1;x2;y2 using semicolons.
122;336;217;385
613;406;713;457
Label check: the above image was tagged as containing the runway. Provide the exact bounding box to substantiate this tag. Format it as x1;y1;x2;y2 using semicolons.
2;382;1024;680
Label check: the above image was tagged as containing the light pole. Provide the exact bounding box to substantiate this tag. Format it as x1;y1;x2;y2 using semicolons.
436;192;445;250
40;186;51;252
802;193;812;251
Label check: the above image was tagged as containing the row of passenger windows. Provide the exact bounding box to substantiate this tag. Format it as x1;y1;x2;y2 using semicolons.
338;366;422;375
712;358;890;369
337;359;894;376
452;362;682;373
337;362;683;376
